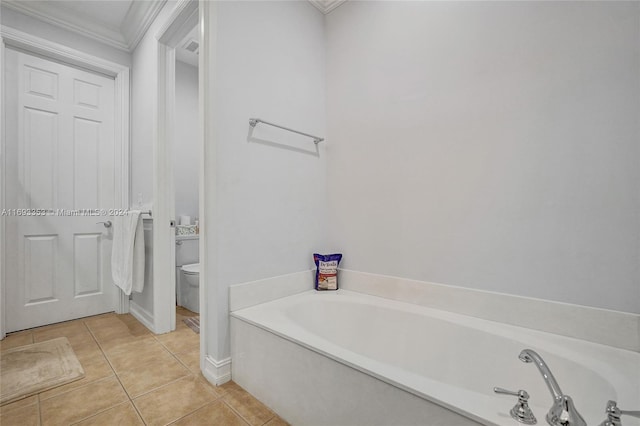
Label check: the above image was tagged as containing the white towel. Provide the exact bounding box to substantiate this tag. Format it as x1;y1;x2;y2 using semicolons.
111;210;145;295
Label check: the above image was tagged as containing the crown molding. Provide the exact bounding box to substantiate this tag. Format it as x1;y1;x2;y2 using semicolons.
2;0;166;53
308;0;347;14
2;0;128;50
3;0;340;52
121;0;167;51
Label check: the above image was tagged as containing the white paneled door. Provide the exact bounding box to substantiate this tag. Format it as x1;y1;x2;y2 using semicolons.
4;49;118;332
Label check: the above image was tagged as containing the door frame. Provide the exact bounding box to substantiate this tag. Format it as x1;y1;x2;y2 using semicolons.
154;0;218;381
153;0;198;337
0;27;131;339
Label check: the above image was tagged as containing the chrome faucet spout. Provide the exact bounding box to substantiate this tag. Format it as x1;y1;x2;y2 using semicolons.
518;349;586;426
519;349;563;401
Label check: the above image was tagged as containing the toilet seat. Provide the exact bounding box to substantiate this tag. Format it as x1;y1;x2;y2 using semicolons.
181;263;199;275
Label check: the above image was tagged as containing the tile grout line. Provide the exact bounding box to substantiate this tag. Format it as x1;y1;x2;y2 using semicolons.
37;393;42;426
164;398;219;426
170;350;198;375
128;330;215;426
222;393;276;426
82;317;149;425
34;321;104;407
220;399;255;426
7;312;283;426
84;315;206;424
129;396;148;426
155;327;239;424
130;372;220;426
36;317;128;424
126;372;200;400
46;376;127;426
68;401;133;426
164;402;213;426
165;399;248;426
36;323;117;402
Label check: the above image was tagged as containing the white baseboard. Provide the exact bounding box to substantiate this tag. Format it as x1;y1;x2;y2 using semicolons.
129;300;155;333
203;355;232;385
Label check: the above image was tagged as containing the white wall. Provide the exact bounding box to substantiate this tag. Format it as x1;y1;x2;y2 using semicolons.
174;61;199;222
0;6;131;67
326;1;640;314
205;1;327;360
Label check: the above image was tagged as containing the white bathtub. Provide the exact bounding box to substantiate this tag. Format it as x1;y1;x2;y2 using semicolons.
230;290;640;425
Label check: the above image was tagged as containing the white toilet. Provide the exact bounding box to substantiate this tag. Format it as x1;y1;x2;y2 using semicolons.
180;263;200;313
175;235;200;313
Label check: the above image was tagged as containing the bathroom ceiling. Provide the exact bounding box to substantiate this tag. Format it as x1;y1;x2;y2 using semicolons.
2;0;347;53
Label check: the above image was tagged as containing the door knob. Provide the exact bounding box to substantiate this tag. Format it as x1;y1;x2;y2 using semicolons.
96;221;112;228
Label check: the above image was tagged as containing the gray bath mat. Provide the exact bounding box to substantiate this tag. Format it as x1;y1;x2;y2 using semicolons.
1;337;85;405
183;317;200;334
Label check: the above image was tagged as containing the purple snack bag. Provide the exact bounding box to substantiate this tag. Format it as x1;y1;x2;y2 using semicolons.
313;253;342;291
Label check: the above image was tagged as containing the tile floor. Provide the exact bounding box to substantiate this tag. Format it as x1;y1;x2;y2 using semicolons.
0;307;288;426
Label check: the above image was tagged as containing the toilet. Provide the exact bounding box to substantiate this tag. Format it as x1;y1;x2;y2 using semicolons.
180;263;200;314
175;235;199;313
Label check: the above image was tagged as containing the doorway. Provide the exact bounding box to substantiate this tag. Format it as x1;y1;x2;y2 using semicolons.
174;25;201;324
153;0;200;337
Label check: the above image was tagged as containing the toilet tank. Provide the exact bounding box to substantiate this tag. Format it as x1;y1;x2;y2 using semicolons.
175;235;199;267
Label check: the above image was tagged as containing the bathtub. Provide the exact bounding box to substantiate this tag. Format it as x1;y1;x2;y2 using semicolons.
230;290;640;425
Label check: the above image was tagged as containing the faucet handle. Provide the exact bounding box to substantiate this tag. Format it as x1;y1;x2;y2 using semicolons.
494;387;537;425
600;400;640;426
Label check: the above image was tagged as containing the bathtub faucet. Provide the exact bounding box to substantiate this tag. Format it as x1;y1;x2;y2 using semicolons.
599;400;640;426
518;349;586;426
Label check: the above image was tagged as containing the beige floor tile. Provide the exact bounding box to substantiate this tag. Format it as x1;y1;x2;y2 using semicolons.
88;317;149;336
174;350;200;374
80;312;116;322
0;331;34;351
40;330;94;349
85;322;129;343
174;321;188;331
171;400;248;426
216;380;243;396
176;307;198;317
133;375;219;426
32;321;89;344
175;311;197;330
0;310;294;426
197;374;228;397
69;340;105;364
39;354;114;400
93;331;152;352
155;328;199;354
31;318;85;332
223;383;275;426
264;416;291;426
99;335;158;357
86;315;151;346
0;395;38;414
40;376;127;425
117;352;191;398
83;315;122;330
73;401;144;426
105;338;170;374
0;402;40;426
